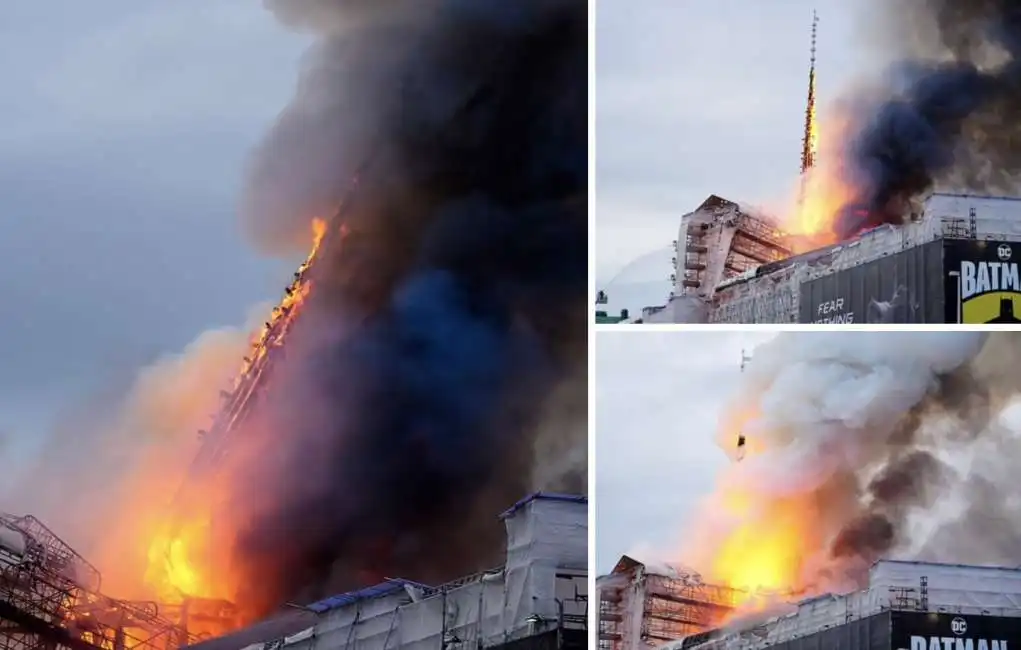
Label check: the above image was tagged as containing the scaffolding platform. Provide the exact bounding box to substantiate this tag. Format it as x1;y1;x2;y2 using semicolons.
0;514;190;650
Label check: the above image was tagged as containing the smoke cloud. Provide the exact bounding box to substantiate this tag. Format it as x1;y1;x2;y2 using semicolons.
688;332;1021;595
214;0;587;618
831;0;1021;237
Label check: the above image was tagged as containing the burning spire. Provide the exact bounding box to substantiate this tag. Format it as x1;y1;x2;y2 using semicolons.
800;11;819;176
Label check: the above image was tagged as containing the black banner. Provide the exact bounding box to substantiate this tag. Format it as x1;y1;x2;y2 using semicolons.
891;611;1021;650
943;239;1021;323
797;240;943;323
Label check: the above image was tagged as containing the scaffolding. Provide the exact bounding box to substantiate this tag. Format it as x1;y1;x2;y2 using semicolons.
642;575;739;646
724;214;791;277
598;558;742;650
157;600;237;644
709;265;802;324
597;577;625;650
0;514;190;650
675;196;792;306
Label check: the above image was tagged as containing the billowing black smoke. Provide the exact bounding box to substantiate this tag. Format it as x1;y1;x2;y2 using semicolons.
221;0;587;619
834;0;1021;238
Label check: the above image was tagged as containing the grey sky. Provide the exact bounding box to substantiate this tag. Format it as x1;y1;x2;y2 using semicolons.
0;3;308;457
596;0;879;306
595;330;776;573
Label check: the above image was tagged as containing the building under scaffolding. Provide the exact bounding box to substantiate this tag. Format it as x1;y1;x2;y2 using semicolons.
597;556;742;650
185;493;588;650
634;191;1021;324
635;195;791;324
655;560;1021;650
0;513;191;650
619;11;1021;325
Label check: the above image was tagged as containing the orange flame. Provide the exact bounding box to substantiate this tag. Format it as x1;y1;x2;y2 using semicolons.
683;417;822;616
709;491;809;601
784;115;857;253
235;216;329;381
145;515;220;602
139;216;332;626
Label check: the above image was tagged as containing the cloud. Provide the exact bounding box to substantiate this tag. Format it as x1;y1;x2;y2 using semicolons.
4;2;307;149
0;3;300;460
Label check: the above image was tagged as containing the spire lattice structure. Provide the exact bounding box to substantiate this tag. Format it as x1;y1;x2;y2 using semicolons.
800;10;819;175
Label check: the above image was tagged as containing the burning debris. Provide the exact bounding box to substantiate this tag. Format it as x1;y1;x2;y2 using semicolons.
679;332;1021;616
7;0;587;636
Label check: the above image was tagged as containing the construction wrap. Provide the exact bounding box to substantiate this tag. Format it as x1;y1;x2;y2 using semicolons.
658;560;1021;650
236;495;587;650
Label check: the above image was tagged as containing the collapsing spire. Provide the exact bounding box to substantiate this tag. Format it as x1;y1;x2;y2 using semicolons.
797;10;819;212
800;10;819;175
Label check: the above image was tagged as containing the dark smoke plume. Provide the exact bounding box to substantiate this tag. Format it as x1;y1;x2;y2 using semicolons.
218;0;586;619
812;338;1012;585
817;333;1021;578
833;0;1021;238
821;334;1021;588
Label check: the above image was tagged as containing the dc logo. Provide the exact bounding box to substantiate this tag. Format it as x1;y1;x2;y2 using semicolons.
952;617;967;635
998;243;1012;261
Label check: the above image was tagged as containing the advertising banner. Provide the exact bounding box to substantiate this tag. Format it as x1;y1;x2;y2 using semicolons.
943;239;1021;323
891;611;1021;650
797;240;944;323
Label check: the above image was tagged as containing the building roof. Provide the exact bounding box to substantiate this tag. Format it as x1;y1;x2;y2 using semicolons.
498;492;587;519
671;559;1021;650
305;578;430;613
184;580;433;650
187;491;585;650
612;554;643;574
605;554;703;581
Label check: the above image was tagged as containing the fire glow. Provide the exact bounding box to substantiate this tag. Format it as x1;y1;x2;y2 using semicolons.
687;467;817;619
145;516;219;603
678;407;822;620
710;493;806;597
784;114;859;254
134;216;331;628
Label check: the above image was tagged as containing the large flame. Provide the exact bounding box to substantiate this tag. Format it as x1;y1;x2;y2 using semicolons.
131;217;331;630
784;114;857;253
682;415;823;618
704;484;818;615
711;494;804;595
145;509;221;602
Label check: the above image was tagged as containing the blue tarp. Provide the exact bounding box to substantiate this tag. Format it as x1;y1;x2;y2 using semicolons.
306;578;432;613
498;492;587;520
